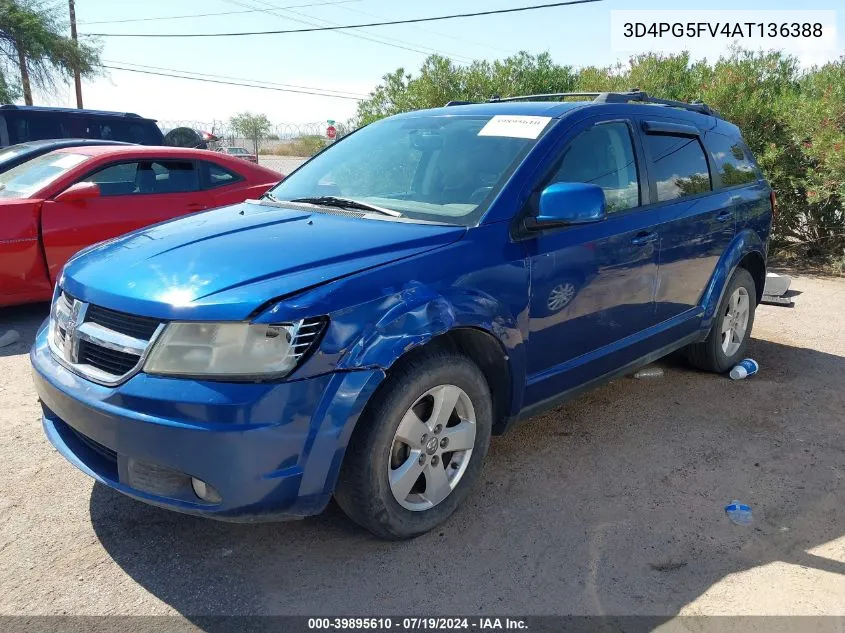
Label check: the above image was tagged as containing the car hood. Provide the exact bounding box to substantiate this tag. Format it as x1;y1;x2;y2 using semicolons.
61;201;466;320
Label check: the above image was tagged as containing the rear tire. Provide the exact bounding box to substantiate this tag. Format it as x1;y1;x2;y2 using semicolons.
686;267;757;373
334;350;492;540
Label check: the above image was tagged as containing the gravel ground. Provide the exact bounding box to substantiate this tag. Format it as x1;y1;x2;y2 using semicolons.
0;273;843;621
258;156;308;176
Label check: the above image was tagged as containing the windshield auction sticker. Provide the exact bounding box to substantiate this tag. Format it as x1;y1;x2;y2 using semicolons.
478;116;552;140
611;10;837;65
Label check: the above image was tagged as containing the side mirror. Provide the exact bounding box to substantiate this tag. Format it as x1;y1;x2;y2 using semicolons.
55;182;101;204
525;182;607;230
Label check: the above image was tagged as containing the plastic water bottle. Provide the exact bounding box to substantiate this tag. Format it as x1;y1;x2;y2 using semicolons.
725;500;753;525
729;358;759;380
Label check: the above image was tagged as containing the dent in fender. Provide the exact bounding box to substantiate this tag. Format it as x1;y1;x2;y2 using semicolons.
339;282;457;370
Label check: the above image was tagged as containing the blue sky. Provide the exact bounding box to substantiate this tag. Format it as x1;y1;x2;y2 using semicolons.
38;0;844;126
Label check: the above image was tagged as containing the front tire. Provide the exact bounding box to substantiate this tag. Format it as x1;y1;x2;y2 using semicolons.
334;350;492;540
686;267;757;372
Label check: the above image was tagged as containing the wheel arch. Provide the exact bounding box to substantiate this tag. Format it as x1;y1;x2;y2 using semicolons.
737;250;766;305
384;327;513;435
700;229;767;328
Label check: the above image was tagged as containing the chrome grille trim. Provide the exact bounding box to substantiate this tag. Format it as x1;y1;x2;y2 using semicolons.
76;321;147;355
287;317;327;363
48;291;165;387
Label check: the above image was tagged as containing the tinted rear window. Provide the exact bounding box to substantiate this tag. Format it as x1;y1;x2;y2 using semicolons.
643;134;712;203
2;112;162;145
704;133;758;186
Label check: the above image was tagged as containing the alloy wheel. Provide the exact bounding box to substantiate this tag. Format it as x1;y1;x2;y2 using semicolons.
547;282;576;312
388;384;476;511
721;286;750;356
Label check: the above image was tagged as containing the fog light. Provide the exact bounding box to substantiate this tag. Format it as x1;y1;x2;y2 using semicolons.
191;477;222;503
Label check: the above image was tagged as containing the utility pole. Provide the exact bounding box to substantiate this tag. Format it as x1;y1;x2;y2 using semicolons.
68;0;83;108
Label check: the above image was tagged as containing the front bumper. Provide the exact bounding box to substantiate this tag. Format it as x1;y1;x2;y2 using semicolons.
30;323;384;521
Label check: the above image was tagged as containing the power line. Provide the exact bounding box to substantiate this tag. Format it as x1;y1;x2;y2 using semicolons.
104;60;369;97
84;0;604;38
102;65;363;99
221;0;473;64
78;0;361;25
335;4;513;56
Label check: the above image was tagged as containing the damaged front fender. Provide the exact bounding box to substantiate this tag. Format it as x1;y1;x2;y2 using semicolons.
338;283;458;370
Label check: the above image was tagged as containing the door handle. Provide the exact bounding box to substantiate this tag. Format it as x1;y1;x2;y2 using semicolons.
716;209;733;222
186;203;207;211
631;231;659;246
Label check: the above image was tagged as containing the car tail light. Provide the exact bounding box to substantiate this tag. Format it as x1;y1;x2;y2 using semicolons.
770;191;778;220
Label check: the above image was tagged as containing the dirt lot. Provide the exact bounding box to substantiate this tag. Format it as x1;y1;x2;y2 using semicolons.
0;273;843;621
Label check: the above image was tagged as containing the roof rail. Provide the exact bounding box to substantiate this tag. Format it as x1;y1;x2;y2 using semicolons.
444;100;476;107
488;93;601;103
594;91;714;115
482;90;714;115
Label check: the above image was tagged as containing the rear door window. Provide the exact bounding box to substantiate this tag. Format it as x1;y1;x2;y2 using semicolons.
704;133;758;187
643;133;712;202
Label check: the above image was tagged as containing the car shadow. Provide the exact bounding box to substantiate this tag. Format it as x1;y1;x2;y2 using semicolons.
0;303;49;358
86;337;845;619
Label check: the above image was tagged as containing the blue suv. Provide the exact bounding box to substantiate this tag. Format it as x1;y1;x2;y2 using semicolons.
30;92;774;539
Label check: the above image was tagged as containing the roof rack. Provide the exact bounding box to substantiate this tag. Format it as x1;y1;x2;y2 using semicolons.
460;90;714;116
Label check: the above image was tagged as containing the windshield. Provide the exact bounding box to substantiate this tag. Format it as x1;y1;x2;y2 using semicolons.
228;147;248;154
0;142;38;165
265;114;550;226
0;152;89;199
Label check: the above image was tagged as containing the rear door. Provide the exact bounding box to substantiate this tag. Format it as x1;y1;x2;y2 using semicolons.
40;158;213;278
638;119;735;323
703;131;772;250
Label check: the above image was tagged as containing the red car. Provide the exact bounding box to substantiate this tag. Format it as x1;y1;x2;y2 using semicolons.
0;145;282;307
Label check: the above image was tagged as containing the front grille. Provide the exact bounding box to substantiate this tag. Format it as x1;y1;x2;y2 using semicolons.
79;340;140;376
50;291;163;385
85;304;161;340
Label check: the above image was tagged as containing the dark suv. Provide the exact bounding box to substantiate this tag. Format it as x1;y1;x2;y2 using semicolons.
0;105;163;147
31;92;774;539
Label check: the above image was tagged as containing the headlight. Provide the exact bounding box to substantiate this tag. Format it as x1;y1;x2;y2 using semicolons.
143;318;325;380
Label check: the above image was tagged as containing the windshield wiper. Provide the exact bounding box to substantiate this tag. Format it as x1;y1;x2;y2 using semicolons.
290;196;402;217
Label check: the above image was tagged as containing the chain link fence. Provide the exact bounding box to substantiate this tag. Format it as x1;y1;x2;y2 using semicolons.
159;120;352;157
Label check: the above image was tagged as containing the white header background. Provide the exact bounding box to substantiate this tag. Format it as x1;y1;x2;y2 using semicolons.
611;10;839;67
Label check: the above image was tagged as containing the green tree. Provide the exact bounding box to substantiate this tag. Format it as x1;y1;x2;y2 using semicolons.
229;112;272;155
0;0;100;104
356;52;577;125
